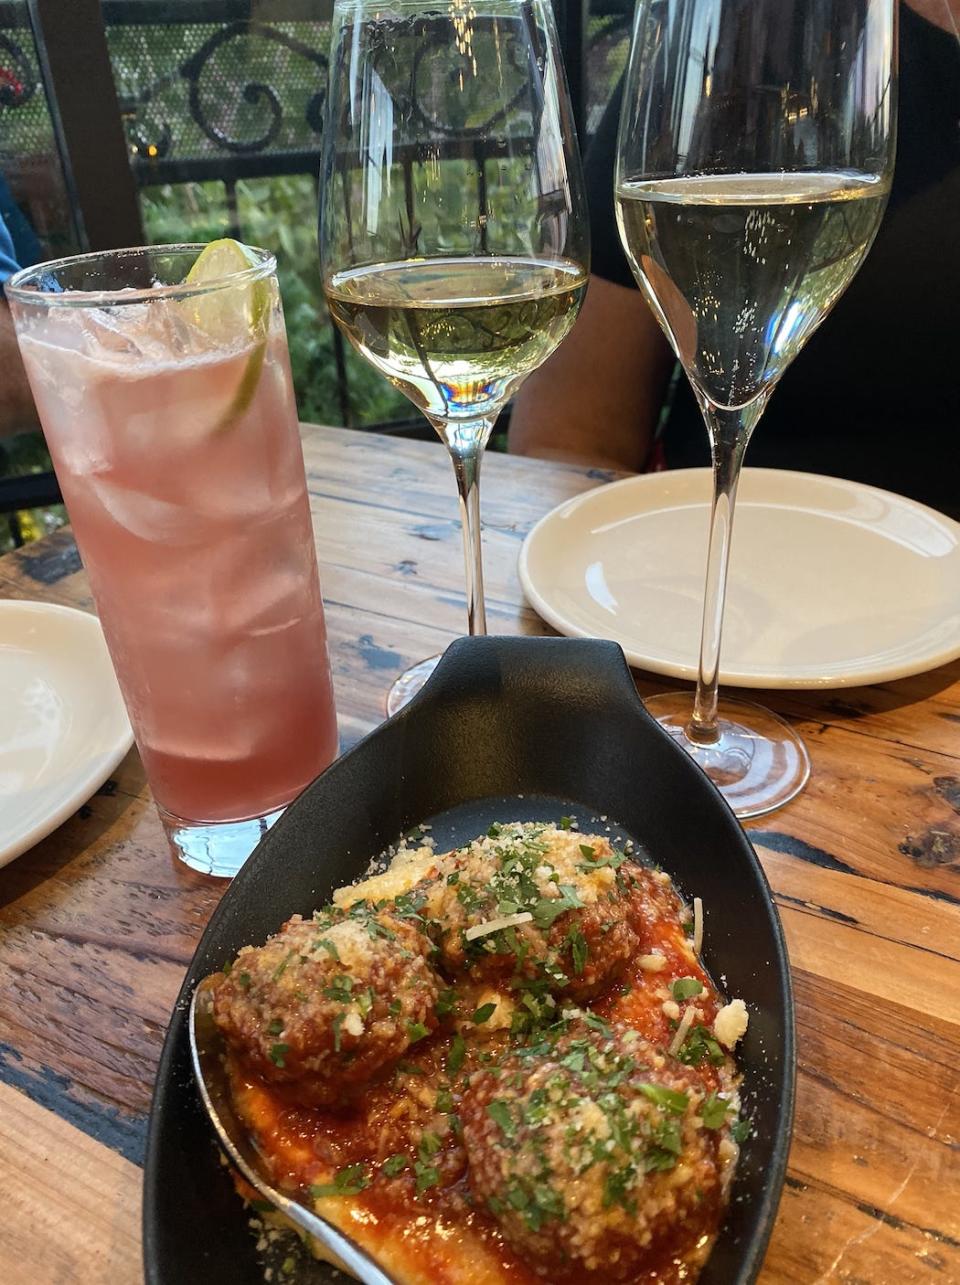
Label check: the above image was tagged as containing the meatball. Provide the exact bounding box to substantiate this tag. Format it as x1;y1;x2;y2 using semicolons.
421;824;639;1002
461;1020;729;1280
212;904;442;1106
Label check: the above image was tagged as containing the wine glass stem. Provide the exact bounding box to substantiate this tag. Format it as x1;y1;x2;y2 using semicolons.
688;400;766;744
449;434;488;637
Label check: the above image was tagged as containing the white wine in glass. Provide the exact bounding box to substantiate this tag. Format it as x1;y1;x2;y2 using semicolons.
616;0;897;817
319;0;589;713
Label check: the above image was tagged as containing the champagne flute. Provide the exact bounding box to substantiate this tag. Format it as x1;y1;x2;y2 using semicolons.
319;0;589;715
616;0;897;817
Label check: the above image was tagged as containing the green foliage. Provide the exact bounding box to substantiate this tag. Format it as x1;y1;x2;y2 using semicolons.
139;174;408;428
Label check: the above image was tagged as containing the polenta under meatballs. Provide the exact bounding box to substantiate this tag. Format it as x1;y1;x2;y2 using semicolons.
208;821;749;1284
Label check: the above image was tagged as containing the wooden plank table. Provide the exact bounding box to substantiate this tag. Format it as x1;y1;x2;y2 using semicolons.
1;424;958;1284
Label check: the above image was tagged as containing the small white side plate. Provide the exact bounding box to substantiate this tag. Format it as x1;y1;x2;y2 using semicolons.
0;600;133;867
519;468;960;689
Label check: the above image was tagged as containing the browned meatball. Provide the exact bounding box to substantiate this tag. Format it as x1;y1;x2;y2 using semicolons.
212;904;442;1106
420;824;639;1002
461;1020;732;1280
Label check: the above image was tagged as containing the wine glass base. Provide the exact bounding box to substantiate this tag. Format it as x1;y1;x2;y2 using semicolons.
644;693;810;819
386;654;441;716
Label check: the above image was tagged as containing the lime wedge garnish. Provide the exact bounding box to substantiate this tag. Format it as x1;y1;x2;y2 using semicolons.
184;239;271;428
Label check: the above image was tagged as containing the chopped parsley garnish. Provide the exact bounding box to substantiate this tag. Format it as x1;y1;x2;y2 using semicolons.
531;884;584;930
315;938;340;961
486;1099;516;1138
268;1042;289;1067
418;1131;442;1160
582;1012;611;1036
381;1153;410;1177
365;918;397;941
414;1160;441;1193
389;998;402;1016
267;1019;284;1036
645;1118;683;1171
323;974;354;1004
435;1087;455;1113
558;816;574;830
406;1020;430;1042
639;1083;689;1114
487;823;503;838
472;1003;497;1025
567;927;588;975
731;1117;752;1143
310;1163;369;1198
446;1033;466;1078
578;843;595;859
677;1025;725;1067
331;1013;345;1052
272;951;295;981
435;988;458;1017
395;1060;425;1076
672;976;704;1001
603;1165;637;1212
700;1092;731;1129
237;971;251;990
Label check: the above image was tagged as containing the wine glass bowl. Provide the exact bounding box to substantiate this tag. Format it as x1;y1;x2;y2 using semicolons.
616;0;897;817
319;0;589;712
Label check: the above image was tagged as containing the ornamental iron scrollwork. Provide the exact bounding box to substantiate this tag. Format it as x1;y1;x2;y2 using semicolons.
121;18;328;163
180;21;327;155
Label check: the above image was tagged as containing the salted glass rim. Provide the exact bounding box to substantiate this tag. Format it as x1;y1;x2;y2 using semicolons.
5;243;277;309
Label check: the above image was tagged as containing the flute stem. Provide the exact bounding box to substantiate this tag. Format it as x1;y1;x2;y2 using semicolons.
439;416;495;637
688;395;767;743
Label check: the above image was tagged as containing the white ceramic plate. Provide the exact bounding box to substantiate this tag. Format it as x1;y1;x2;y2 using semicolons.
0;600;133;867
519;468;960;689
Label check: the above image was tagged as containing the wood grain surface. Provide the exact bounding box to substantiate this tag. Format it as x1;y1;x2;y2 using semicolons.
1;425;958;1285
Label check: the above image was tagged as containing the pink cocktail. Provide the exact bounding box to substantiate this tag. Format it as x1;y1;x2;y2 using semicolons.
8;245;338;875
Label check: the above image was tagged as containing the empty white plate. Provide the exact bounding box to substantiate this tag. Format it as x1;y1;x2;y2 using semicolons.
0;600;133;867
519;468;960;689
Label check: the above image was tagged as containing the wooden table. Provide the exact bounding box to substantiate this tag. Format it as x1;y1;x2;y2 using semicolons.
1;425;958;1285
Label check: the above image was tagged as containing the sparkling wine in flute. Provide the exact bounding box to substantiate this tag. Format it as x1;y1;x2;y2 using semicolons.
616;171;890;408
325;256;587;421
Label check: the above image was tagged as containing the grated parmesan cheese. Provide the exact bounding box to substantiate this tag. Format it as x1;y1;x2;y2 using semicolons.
638;953;667;972
713;998;749;1049
693;897;704;955
342;1010;364;1038
464;911;533;941
668;1004;696;1057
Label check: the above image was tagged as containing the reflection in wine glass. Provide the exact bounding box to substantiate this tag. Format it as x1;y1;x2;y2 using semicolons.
319;0;589;713
616;0;897;816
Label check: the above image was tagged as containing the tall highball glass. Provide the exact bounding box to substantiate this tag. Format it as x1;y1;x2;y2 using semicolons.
616;0;897;816
319;0;590;713
8;246;339;875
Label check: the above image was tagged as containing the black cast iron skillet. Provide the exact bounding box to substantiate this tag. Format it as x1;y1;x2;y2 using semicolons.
144;635;795;1285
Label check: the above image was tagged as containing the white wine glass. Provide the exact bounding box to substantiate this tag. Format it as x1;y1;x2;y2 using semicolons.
319;0;589;714
616;0;897;817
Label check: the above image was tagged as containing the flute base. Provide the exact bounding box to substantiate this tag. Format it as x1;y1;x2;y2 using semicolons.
645;693;810;819
386;654;441;716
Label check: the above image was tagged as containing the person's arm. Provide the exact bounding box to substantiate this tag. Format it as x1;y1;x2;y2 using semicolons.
508;274;673;472
906;0;960;33
0;297;37;437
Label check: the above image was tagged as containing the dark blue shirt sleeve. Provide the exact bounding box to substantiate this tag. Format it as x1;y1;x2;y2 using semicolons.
0;214;19;285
